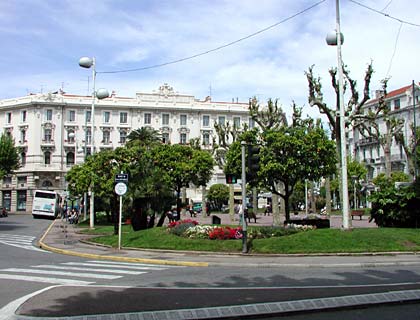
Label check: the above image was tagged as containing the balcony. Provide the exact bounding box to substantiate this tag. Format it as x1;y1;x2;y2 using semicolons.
357;136;379;146
40;139;55;147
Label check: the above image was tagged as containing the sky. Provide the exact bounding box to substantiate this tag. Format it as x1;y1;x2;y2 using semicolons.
1;0;420;120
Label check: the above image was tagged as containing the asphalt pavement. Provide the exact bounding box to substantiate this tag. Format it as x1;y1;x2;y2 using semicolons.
4;212;420;320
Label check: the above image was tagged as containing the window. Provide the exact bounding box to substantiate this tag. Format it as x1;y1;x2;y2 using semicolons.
21;152;26;166
180;114;187;126
6;112;11;124
21;110;27;122
86;110;91;123
46;109;53;121
17;190;27;211
162;133;170;144
233;116;241;128
20;129;26;143
44;128;52;142
17;176;27;184
44;151;51;165
68;110;76;122
203;132;210;145
162;113;169;125
218;116;225;126
202;115;210;127
86;128;92;144
66;152;75;166
103;130;110;143
120;112;128;124
3;176;12;184
394;99;400;110
249;118;255;129
144;113;151;125
103;111;110;123
119;130;127;143
42;180;53;188
180;133;187;144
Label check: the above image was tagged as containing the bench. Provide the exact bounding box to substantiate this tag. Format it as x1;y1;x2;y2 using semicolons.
351;210;364;220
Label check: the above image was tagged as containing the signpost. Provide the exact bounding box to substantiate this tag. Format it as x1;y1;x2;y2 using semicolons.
114;173;128;250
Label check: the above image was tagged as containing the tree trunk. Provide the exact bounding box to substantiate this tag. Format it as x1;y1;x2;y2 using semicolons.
325;177;332;215
252;187;258;217
181;187;187;216
272;183;281;226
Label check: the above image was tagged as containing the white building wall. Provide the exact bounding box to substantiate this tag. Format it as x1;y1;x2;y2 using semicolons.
0;84;249;212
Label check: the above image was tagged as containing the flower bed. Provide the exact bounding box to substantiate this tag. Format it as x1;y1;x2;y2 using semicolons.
167;219;313;240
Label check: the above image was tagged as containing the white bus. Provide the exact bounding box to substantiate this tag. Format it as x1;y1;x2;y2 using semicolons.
32;190;62;219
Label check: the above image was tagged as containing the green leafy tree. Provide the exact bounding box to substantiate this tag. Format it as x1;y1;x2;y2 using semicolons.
126;127;162;148
261;124;337;220
151;144;214;219
0;134;20;179
207;184;229;210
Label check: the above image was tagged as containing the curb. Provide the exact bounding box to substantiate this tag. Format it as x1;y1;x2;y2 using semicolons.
38;220;208;268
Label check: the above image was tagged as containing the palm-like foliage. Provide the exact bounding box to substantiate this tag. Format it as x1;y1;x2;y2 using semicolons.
126;127;162;147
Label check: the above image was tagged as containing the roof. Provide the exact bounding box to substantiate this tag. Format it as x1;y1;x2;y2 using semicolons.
366;82;420;105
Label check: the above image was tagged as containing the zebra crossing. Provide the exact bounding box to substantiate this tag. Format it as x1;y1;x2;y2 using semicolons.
0;234;45;252
0;260;177;285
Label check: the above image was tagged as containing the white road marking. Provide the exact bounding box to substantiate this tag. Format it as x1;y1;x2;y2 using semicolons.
34;265;146;275
1;268;121;279
0;274;92;285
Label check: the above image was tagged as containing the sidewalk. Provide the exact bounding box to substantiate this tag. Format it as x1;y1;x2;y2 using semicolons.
38;213;420;268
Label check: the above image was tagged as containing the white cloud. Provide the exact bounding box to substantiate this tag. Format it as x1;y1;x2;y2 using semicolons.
1;0;420;122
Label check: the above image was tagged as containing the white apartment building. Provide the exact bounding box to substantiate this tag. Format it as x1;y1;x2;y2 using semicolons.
0;83;251;213
349;82;420;180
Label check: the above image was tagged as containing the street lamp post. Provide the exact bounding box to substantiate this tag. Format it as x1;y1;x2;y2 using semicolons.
79;57;109;229
352;175;357;210
326;0;350;229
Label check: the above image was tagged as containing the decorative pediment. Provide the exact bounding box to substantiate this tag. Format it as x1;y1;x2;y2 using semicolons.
178;127;190;134
160;126;172;133
42;122;55;130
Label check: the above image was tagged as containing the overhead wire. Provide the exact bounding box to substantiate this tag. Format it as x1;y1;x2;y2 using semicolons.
349;0;420;27
98;0;326;74
385;22;403;79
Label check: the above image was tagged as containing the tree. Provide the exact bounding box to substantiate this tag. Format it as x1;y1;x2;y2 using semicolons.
395;125;420;178
0;134;20;179
151;144;214;219
260;124;337;220
207;184;229;210
353;79;404;177
126;127;162;147
306;62;373;214
212;119;246;221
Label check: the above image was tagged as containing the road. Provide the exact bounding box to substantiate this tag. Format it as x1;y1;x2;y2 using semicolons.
0;214;419;319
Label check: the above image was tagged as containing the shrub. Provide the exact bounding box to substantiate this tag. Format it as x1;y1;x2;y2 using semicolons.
369;180;420;228
248;226;300;239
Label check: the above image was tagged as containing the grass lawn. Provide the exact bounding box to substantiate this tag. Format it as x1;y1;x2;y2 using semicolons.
77;223;420;254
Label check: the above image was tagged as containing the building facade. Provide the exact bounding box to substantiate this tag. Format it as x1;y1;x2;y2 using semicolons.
0;84;251;213
349;82;419;181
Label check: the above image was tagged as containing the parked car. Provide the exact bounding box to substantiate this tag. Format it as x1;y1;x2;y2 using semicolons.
192;202;202;213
